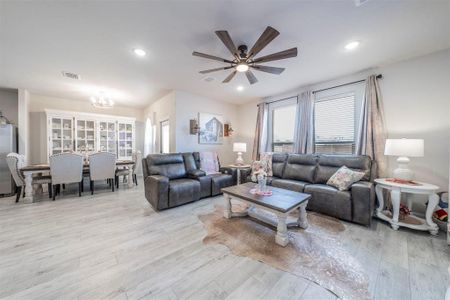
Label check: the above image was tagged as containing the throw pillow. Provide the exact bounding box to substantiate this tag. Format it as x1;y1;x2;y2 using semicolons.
199;151;220;175
327;166;365;191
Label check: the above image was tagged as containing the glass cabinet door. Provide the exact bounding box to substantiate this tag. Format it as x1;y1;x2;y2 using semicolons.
98;121;117;155
75;119;96;155
50;117;73;156
118;122;134;160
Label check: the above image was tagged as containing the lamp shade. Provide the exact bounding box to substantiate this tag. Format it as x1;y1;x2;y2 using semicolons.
384;138;424;157
233;142;247;153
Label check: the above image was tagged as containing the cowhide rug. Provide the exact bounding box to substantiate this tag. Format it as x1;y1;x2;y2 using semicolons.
198;204;370;300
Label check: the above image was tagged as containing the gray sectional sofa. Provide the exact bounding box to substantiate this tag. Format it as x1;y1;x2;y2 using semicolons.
241;153;376;225
142;152;236;211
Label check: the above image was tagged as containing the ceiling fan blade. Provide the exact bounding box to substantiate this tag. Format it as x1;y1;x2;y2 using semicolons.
245;70;258;85
251;65;285;75
199;66;234;74
222;70;237;83
252;47;298;63
248;26;280;59
215;30;238;58
192;51;234;64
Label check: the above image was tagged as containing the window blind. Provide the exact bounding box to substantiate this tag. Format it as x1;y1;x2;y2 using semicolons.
314;93;355;154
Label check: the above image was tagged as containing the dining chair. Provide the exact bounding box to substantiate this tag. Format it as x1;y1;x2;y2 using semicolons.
89;152;116;194
49;152;83;200
6;153;52;202
115;150;141;188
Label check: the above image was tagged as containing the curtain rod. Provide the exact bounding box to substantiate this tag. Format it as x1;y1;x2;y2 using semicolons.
312;74;383;94
258;74;383;106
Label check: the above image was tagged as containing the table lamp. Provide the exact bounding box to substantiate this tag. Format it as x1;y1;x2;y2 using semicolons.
384;138;424;180
233;142;247;165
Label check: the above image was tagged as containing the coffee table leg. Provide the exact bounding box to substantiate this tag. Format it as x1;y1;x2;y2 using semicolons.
223;193;232;219
275;213;289;247
298;201;309;229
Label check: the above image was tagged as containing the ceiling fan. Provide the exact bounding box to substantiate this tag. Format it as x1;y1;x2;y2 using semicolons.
192;26;297;85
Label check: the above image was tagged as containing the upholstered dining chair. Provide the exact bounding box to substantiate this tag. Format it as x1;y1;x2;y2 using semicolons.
6;153;52;202
49;152;84;200
89;152;116;194
115;150;142;188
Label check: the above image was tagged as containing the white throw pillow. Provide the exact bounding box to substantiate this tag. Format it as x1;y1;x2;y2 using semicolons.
327;166;365;191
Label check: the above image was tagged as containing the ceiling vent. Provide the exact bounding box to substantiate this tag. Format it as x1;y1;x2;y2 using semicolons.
354;0;370;7
61;71;80;80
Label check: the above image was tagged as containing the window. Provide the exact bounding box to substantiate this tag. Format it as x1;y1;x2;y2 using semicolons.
268;97;297;152
160;120;170;154
314;82;364;154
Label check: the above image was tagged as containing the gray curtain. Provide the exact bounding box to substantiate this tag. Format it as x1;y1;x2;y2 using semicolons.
252;103;268;160
293;91;315;154
356;75;387;177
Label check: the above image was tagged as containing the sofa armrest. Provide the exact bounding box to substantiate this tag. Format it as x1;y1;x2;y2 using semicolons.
239;168;252;183
219;167;237;182
187;169;206;179
144;175;169;211
351;181;375;226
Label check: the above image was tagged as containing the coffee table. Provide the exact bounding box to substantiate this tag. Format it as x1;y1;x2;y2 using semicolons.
221;182;311;247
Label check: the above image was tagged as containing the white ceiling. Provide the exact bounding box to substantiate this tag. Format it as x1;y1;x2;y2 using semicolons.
1;0;449;107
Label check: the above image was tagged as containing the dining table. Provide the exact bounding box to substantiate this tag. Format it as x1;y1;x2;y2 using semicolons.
20;160;135;202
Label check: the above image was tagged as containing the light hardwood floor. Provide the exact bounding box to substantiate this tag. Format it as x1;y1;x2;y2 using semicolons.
0;181;448;300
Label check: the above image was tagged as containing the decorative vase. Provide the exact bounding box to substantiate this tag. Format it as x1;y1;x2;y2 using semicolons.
257;174;267;193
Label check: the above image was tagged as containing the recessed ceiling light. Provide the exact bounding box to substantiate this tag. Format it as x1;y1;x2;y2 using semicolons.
133;48;146;57
237;86;244;91
344;41;360;50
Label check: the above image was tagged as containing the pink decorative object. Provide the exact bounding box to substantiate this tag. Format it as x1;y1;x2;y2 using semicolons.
249;188;273;196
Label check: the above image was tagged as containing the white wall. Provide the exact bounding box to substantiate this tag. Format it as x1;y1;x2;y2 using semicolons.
175;91;239;165
144;91;177;153
28;93;145;163
143;90;242;166
236;100;259;163
241;49;450;191
17;89;30;159
0;88;18;125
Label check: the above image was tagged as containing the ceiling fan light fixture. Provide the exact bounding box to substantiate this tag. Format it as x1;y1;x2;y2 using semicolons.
236;63;249;72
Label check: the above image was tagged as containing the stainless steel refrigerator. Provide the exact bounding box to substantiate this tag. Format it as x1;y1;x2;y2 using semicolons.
0;124;17;195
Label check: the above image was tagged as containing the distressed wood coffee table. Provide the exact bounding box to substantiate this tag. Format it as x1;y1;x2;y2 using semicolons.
221;182;311;247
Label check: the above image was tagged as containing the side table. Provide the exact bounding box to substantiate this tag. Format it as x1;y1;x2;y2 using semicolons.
374;178;440;235
228;164;251;185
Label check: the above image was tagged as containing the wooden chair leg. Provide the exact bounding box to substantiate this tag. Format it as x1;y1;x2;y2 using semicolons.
134;174;138;186
62;184;66;190
23;187;26;197
53;185;57;201
48;183;52;199
78;181;82;197
16;186;22;203
81;179;84;192
112;178;115;192
116;176;119;189
91;180;94;195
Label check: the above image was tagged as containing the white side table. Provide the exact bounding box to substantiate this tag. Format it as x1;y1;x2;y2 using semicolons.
374;178;440;235
228;164;251;185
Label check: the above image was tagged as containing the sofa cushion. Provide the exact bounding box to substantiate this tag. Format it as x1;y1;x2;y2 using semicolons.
272;153;288;178
304;184;352;221
197;175;212;198
271;178;309;192
182;152;197;172
168;178;200;207
315;155;372;184
283;154;317;183
146;154;187;180
210;174;235;196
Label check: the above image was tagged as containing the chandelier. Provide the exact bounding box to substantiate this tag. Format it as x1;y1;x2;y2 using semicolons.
90;95;114;108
